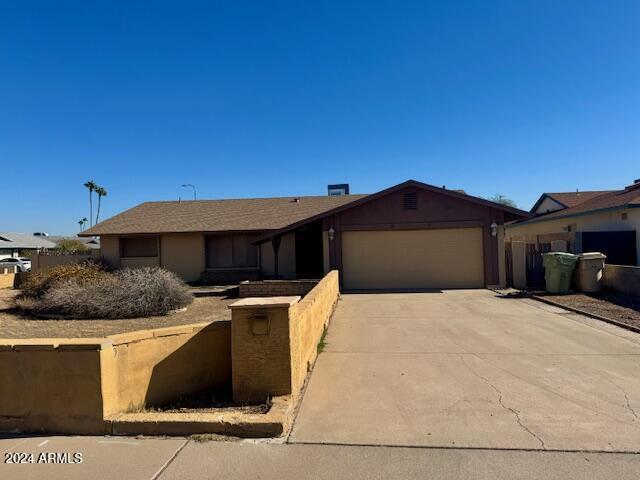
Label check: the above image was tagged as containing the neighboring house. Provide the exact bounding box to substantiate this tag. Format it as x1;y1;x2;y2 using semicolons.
506;179;640;266
530;190;615;216
0;232;57;259
80;180;529;289
48;236;101;250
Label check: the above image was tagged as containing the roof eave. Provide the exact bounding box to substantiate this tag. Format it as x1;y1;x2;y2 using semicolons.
510;203;638;227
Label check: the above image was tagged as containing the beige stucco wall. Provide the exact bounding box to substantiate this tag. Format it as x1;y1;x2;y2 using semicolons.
160;233;205;282
0;322;231;434
603;264;640;295
289;270;339;395
102;321;230;415
0;341;109;434
259;233;296;279
100;235;120;268
0;270;16;289
230;270;340;402
506;208;640;261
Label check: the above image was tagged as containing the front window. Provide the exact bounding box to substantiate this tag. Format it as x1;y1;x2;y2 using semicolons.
120;237;158;257
206;234;258;268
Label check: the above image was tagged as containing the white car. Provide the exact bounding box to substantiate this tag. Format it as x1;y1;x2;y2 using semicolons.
0;257;31;272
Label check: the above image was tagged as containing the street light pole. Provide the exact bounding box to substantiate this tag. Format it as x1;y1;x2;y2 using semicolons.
181;184;197;200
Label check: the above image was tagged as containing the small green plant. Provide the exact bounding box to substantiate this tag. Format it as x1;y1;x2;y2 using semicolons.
317;326;328;353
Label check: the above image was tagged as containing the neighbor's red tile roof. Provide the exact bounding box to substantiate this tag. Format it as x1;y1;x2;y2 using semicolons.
80;195;369;236
525;184;640;223
545;191;615;209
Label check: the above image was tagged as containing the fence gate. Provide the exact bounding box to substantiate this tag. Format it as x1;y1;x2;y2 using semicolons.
581;231;637;266
525;242;551;289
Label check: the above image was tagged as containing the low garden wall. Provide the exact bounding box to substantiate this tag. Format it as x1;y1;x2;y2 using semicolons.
230;270;340;403
238;279;318;298
0;267;17;289
603;264;640;295
0;321;231;434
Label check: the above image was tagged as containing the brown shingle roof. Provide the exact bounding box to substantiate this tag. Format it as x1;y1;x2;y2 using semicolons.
80;195;368;236
545;190;615;209
521;183;640;224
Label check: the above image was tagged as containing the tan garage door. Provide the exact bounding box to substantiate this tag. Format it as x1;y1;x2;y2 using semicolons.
342;228;485;290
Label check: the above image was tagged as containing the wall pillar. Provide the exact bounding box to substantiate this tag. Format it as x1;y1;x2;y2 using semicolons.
229;296;300;403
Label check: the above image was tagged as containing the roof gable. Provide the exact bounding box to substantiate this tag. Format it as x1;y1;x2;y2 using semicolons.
254;180;531;242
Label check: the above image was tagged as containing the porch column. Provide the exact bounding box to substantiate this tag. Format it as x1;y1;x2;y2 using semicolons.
271;235;282;278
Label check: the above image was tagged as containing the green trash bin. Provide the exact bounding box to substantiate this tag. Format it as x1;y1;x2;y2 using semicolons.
542;252;578;294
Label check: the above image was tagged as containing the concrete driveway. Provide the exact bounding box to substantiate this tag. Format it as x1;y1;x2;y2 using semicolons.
289;290;640;452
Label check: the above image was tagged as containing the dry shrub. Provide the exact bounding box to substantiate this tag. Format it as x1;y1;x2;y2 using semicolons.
17;267;193;319
18;262;108;299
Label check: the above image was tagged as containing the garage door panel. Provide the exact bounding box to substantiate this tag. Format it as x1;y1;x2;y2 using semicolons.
342;228;484;290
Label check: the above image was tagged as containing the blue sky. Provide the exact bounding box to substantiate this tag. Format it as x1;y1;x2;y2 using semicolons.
1;1;639;234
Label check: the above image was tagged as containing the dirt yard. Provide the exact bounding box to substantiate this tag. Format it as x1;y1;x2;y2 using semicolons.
0;289;233;338
542;290;640;330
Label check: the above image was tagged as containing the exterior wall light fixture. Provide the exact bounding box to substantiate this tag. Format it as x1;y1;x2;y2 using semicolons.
490;222;498;237
328;227;336;241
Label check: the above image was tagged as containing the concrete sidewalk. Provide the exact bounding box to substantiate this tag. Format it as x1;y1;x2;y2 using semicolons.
290;291;640;451
2;436;640;480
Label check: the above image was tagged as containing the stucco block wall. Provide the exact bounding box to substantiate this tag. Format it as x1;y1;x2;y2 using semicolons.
101;321;231;415
259;232;296;279
231;304;294;403
0;269;16;289
230;271;340;402
602;264;640;295
289;270;339;394
0;322;231;434
160;233;205;282
239;280;318;298
0;341;109;434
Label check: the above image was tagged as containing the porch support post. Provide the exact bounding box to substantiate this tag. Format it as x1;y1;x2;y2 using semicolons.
272;235;282;278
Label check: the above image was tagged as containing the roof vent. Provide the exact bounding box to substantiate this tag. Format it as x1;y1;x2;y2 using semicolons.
403;192;418;210
291;197;300;203
328;184;349;196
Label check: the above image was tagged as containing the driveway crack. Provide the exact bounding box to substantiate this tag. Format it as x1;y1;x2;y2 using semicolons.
460;355;546;449
615;383;639;421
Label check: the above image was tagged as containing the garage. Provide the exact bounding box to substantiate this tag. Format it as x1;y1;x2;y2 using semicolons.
341;228;485;290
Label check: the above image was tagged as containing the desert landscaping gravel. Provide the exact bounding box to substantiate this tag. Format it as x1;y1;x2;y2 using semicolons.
543;290;640;330
0;289;233;338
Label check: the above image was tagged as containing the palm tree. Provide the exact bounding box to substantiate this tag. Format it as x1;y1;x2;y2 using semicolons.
78;219;84;232
82;217;88;231
84;180;98;227
95;186;108;225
